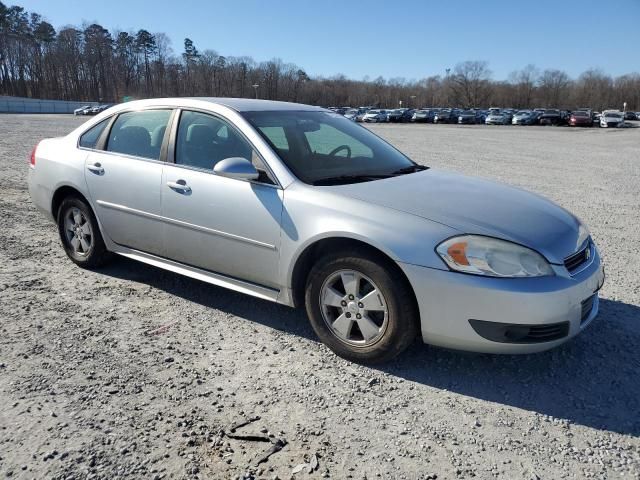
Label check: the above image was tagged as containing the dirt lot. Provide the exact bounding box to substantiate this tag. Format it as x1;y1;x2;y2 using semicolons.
1;114;639;480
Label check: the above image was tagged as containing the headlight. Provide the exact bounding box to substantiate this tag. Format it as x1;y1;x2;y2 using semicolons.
436;235;554;277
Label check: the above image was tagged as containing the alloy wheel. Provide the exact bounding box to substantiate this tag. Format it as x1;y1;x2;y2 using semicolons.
63;207;93;256
319;269;389;347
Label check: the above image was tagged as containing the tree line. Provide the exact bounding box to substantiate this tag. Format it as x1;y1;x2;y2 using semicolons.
1;1;639;111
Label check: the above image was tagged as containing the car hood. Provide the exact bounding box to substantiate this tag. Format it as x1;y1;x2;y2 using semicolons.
326;169;585;263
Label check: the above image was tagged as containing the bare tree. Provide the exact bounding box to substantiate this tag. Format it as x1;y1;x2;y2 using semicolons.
448;61;493;108
509;64;538;108
1;1;639;110
538;69;572;108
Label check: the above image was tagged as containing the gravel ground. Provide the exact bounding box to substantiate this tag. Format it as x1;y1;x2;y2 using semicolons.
1;114;639;480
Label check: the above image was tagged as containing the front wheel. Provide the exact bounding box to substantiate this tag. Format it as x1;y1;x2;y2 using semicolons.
305;252;419;363
57;196;112;268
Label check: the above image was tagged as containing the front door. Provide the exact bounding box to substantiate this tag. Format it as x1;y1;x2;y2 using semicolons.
161;110;283;288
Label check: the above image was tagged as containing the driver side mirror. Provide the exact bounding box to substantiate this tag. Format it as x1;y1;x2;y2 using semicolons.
213;157;259;181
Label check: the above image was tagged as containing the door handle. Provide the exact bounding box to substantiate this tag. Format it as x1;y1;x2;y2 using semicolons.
166;180;191;194
87;162;104;175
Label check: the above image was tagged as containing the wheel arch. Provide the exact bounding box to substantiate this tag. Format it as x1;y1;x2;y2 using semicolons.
289;236;418;312
51;185;94;221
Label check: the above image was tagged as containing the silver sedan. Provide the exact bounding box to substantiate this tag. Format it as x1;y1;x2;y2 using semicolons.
28;98;605;363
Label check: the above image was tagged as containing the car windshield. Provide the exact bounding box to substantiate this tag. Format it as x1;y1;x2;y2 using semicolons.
606;112;622;118
368;110;380;114
573;111;589;117
243;110;419;185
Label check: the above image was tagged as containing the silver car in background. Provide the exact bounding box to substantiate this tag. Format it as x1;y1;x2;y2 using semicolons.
485;111;512;125
362;109;387;123
28;98;605;363
600;110;624;127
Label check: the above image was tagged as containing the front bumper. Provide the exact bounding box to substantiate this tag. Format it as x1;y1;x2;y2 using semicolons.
399;247;605;353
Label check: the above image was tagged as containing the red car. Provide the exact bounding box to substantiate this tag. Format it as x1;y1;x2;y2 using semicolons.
569;111;593;127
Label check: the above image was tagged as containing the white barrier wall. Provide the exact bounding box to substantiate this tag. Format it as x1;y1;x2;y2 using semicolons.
0;96;99;114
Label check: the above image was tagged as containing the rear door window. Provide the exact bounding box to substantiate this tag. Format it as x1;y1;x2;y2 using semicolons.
106;110;172;160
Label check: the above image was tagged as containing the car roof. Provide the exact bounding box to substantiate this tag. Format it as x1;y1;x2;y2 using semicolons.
193;97;328;112
110;97;326;113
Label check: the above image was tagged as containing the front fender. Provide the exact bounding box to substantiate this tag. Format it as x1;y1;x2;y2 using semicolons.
279;183;457;289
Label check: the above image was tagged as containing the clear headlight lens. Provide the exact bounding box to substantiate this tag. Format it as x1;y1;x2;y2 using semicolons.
436;235;554;277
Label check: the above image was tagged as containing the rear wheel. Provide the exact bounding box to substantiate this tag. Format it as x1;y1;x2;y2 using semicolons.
305;251;419;363
57;196;111;268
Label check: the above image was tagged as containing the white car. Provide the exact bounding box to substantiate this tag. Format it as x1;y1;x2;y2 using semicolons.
599;110;624;128
362;109;387;123
73;105;91;116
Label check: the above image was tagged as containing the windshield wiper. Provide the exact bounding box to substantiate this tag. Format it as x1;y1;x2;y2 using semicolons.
391;164;429;175
312;174;392;186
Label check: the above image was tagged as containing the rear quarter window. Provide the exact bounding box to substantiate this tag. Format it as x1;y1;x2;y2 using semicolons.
79;119;109;149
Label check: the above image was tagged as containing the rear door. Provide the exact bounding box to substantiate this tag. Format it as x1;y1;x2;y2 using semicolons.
83;109;173;256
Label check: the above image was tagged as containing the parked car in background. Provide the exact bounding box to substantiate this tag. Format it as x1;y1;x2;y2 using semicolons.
87;104;111;115
28;97;604;363
387;109;412;122
512;110;539;125
538;109;563;126
600;110;624;127
635;112;640;120
475;110;488;124
485;111;511;125
343;108;358;121
344;108;367;122
434;109;456;124
362;109;388;123
411;109;438;123
355;109;370;122
73;105;92;116
398;109;416;122
623;111;637;121
457;110;477;124
568;111;593;127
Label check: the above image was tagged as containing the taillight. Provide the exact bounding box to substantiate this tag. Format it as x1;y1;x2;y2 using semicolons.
29;142;39;168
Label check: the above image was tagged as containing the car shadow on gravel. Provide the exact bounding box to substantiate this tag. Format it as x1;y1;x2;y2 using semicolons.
100;256;316;339
378;298;640;437
100;258;639;437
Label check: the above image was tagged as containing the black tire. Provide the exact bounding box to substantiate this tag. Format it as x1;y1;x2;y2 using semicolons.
57;196;112;269
305;250;419;363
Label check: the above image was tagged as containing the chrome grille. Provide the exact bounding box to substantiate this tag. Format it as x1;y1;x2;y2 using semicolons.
564;242;591;273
